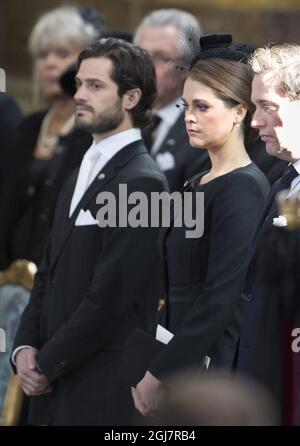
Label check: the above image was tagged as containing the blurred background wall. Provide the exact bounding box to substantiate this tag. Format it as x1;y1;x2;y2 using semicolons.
1;0;300;112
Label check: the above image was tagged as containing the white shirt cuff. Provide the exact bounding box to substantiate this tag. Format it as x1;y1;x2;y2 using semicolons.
11;345;33;366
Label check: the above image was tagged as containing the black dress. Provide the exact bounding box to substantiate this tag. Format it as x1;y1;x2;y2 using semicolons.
149;162;270;380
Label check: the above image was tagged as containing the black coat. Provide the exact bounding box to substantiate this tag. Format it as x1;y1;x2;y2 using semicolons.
148;163;270;380
0;93;22;191
237;172;300;422
0;111;92;269
13;140;168;425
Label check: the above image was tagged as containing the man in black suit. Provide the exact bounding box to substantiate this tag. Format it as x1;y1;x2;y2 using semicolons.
237;44;300;420
12;38;168;426
134;9;210;192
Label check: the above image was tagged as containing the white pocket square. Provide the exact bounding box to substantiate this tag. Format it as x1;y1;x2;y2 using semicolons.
75;209;98;226
273;215;287;227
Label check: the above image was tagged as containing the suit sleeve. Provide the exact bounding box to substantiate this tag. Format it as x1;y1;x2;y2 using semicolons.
12;238;50;351
36;175;167;382
12;174;76;352
149;173;269;379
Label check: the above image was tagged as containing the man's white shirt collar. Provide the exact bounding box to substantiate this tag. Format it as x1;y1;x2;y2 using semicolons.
69;128;141;217
289;158;300;193
87;128;142;163
292;158;300;175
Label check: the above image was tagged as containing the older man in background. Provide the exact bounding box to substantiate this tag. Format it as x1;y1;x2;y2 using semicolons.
135;9;210;192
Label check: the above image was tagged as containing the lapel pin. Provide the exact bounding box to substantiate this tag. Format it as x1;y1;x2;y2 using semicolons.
166;138;176;146
98;173;106;180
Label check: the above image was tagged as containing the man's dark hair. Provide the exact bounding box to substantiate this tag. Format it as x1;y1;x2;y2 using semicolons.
77;38;157;128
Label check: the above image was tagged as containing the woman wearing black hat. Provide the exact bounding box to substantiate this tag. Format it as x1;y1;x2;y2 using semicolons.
132;34;271;419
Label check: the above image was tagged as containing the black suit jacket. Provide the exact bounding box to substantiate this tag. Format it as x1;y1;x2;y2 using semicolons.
13;140;168;425
0;111;92;268
152;112;210;192
237;172;300;419
0;93;22;190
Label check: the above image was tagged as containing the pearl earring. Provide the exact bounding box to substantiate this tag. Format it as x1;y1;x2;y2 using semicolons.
235;122;240;128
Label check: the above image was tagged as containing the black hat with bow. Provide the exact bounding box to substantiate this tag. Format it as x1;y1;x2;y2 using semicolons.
190;33;255;68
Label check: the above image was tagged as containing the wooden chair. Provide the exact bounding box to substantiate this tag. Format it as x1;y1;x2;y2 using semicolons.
0;260;37;426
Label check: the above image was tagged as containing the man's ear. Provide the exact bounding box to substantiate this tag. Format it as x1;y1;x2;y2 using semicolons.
123;88;142;111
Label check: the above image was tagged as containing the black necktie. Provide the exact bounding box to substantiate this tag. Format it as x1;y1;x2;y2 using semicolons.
267;164;298;221
142;115;161;152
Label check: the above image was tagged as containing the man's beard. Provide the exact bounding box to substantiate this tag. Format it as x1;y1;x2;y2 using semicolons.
75;98;124;134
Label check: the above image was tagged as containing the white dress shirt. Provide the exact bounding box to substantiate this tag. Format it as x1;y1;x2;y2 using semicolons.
69;128;142;216
290;158;300;195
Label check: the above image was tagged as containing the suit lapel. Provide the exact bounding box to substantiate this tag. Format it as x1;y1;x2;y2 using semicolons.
50;140;146;270
51;169;78;251
248;178;281;261
156;112;186;155
245;180;282;287
70;161;117;226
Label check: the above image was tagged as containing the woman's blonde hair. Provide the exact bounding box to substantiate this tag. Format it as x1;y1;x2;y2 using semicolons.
29;6;100;106
29;6;99;58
